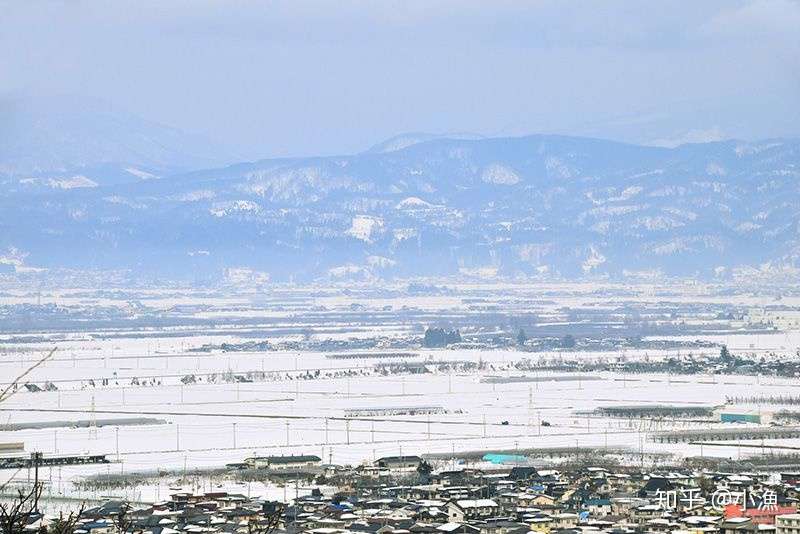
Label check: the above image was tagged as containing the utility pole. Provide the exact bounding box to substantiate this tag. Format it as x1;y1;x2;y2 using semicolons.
233;422;237;449
294;479;299;524
115;427;120;460
286;421;290;446
32;452;42;514
89;395;97;439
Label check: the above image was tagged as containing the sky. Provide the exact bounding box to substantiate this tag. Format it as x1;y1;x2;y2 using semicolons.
2;0;799;160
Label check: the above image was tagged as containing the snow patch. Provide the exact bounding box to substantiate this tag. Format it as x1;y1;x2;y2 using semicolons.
224;267;270;286
545;157;574;179
735;142;783;157
0;247;44;273
706;162;727;176
48;175;98;189
458;266;499;278
209;200;261;218
629;169;664;179
735;221;762;233
647;236;725;256
395;197;436;210
366;255;396;269
125;167;159;180
590;221;611;234
481;164;520;185
633;216;684;231
581;247;606;273
346;215;384;243
612;186;643;202
328;264;370;279
516;243;551;264
661;207;697;221
69;208;88;221
393;228;417;242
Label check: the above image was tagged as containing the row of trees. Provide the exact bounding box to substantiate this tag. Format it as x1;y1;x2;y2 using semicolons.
422;327;461;348
423;326;579;349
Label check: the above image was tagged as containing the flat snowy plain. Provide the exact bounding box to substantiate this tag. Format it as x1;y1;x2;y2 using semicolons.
1;282;798;506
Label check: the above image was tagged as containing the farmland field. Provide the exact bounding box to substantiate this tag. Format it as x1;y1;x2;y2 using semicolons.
1;282;799;505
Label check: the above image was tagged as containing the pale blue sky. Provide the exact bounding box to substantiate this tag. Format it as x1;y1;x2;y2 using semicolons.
3;0;799;159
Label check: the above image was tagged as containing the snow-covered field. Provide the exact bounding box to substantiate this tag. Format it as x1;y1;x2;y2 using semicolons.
1;283;799;506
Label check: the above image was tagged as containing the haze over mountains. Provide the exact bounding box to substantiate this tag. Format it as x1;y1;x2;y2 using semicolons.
2;100;798;283
0;96;237;179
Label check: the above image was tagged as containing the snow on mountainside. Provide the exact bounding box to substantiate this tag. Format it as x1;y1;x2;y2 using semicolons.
1;133;799;281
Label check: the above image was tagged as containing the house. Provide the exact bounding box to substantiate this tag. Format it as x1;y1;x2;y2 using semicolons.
529;494;558;509
74;519;116;534
509;467;539;481
376;456;424;472
548;513;578;530
437;523;481;534
630;504;665;525
244;454;322;470
720;517;757;534
479;519;528;534
776;514;800;534
501;491;557;510
639;477;675;498
583;498;612;516
528;515;554;533
610;497;648;516
447;499;500;522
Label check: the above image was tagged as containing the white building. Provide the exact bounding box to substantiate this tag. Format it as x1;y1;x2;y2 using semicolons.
776;514;800;534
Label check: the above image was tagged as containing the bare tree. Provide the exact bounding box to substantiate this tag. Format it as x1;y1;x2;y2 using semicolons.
0;349;57;534
247;503;284;534
111;502;134;534
0;348;57;404
47;505;85;534
0;484;43;534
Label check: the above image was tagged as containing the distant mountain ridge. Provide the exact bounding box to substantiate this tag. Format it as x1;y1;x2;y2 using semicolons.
1;129;799;282
0;95;238;183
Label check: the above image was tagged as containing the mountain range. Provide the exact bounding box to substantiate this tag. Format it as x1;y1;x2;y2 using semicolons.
2;101;798;283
